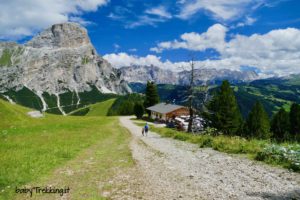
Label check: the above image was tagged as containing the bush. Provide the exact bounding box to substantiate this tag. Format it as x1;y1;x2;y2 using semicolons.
255;144;300;171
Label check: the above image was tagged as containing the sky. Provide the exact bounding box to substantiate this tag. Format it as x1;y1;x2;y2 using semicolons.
0;0;300;76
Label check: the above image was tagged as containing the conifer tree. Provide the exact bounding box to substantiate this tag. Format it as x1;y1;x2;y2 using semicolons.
119;100;134;115
134;102;144;119
245;101;270;139
290;103;300;141
271;108;290;141
144;81;160;115
206;80;242;135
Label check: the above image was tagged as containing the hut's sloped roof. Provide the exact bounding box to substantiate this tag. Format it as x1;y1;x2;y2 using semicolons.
147;103;184;114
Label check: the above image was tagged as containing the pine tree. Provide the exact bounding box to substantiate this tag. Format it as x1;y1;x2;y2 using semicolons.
134;102;144;119
290;103;300;141
245;101;270;139
271;108;290;142
144;81;160;115
206;80;242;135
119;100;134;115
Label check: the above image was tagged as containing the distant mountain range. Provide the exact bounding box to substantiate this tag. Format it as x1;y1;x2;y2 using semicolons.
120;65;259;85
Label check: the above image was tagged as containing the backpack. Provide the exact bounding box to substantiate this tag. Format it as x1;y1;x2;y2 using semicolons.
144;125;149;131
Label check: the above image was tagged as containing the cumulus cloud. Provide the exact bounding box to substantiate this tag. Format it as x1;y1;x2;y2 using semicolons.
150;24;227;53
150;25;300;76
177;0;262;21
0;0;109;39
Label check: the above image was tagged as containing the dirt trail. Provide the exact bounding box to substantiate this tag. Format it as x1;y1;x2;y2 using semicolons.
119;116;300;200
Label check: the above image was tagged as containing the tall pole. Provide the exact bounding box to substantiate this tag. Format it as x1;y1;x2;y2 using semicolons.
187;59;194;133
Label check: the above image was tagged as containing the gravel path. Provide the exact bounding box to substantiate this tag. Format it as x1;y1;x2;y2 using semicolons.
119;116;300;200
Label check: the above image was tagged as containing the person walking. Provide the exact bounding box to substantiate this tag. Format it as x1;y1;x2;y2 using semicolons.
144;123;149;136
142;127;145;136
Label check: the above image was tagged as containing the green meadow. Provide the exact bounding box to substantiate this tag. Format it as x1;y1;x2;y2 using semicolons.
69;98;116;116
0;99;133;199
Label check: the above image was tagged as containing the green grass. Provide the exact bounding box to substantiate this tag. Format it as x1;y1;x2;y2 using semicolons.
0;99;133;199
86;99;116;116
0;49;12;66
81;56;89;65
69;99;116;116
133;119;299;171
0;99;32;129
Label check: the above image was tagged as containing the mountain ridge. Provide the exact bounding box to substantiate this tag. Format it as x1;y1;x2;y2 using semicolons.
0;22;131;114
119;65;259;85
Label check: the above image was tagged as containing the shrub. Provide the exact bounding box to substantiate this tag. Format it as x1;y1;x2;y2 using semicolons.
255;144;300;171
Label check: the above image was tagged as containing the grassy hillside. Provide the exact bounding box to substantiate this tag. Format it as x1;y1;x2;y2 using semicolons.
0;99;32;129
0;99;133;199
235;78;300;117
86;98;116;116
107;93;144;116
70;94;144;117
0;86;118;115
70;98;116;116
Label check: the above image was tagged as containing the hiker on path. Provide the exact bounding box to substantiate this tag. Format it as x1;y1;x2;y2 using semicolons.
144;123;149;136
142;127;144;136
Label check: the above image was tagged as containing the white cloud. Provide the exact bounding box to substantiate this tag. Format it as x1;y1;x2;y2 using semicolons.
177;0;262;21
108;5;172;29
103;53;191;71
145;6;172;19
149;25;300;76
113;43;121;52
0;0;109;39
69;16;94;26
233;16;257;28
151;24;228;53
125;15;167;29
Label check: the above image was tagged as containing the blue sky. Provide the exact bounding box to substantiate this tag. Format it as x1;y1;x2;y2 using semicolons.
0;0;300;76
86;0;300;58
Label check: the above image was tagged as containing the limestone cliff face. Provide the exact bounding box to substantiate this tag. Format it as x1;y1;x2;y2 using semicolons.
0;22;131;95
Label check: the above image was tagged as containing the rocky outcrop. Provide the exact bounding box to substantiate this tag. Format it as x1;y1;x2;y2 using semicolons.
0;23;131;114
119;65;258;85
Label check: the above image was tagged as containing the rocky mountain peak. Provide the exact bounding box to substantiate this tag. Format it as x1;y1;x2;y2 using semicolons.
26;23;91;48
0;22;131;114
